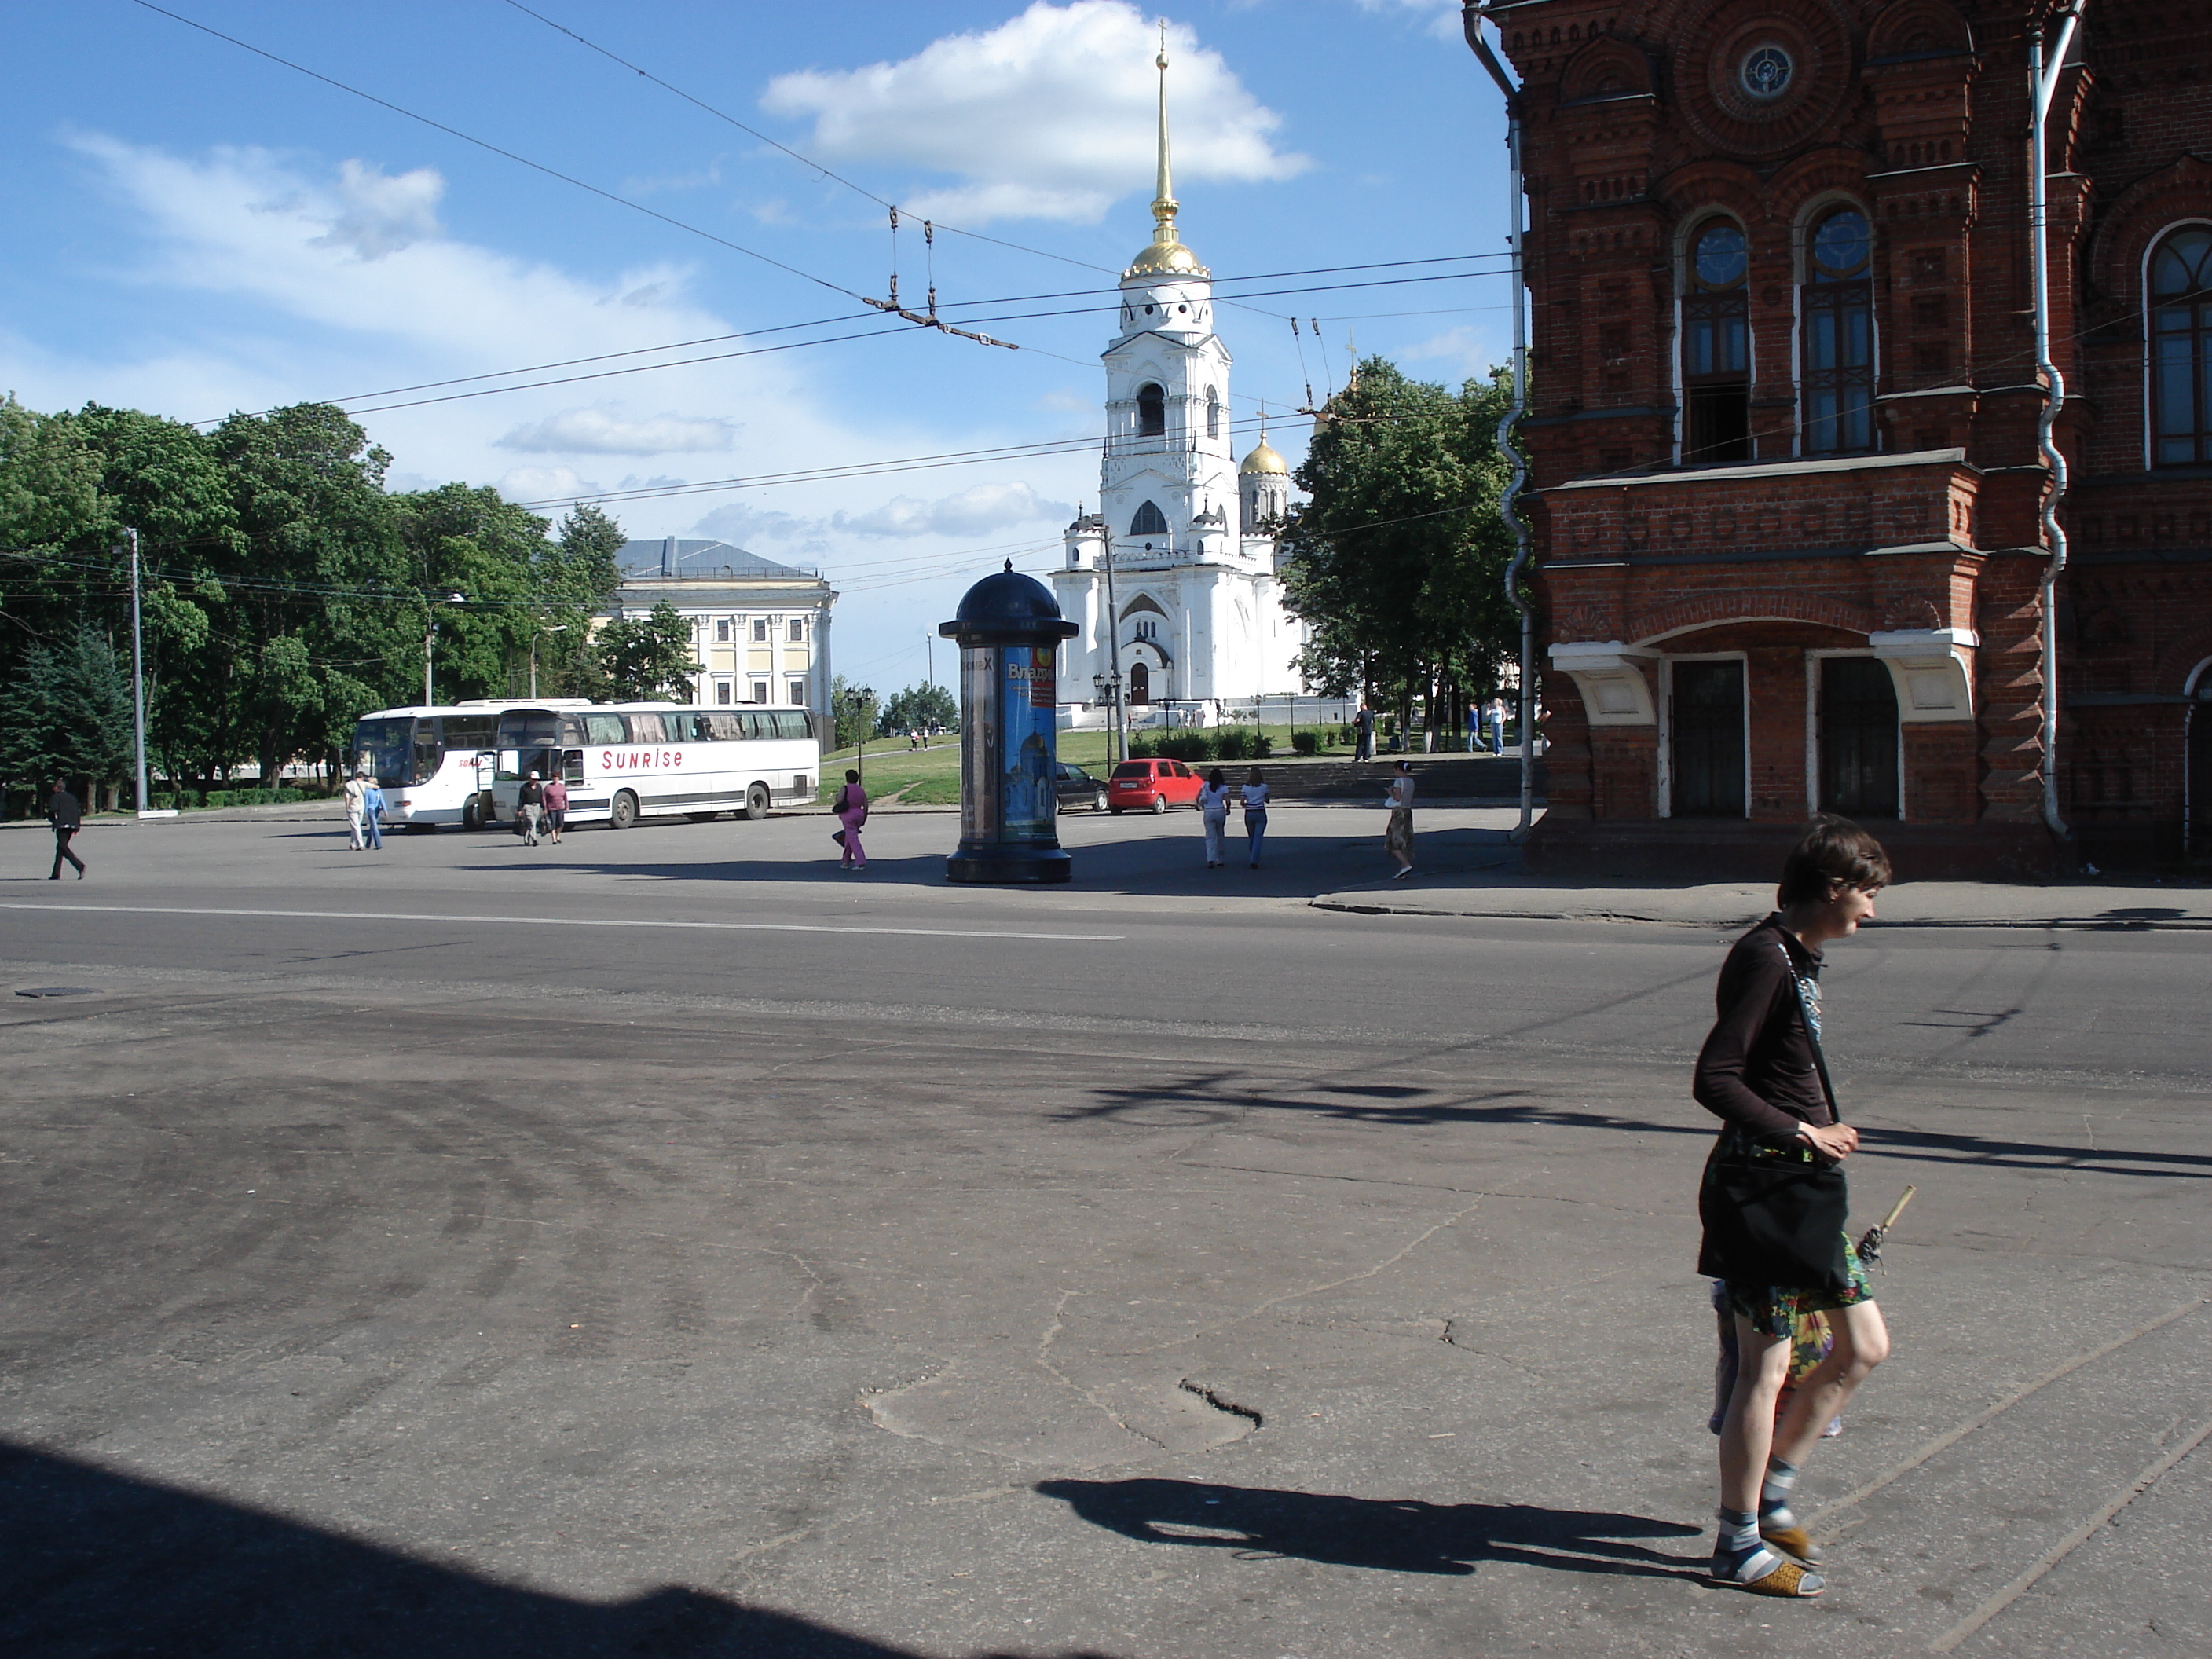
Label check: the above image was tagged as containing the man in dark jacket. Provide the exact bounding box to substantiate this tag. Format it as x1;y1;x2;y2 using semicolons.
517;771;545;848
46;780;86;880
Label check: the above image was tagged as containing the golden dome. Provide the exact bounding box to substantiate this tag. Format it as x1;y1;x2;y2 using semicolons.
1239;438;1287;475
1122;33;1208;282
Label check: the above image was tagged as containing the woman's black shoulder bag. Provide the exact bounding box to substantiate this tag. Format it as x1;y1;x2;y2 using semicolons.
1696;946;1853;1291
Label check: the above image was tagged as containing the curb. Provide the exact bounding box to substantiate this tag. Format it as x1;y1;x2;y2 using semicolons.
1308;895;2212;931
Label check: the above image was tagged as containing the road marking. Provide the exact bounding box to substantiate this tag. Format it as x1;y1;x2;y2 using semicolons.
1929;1408;2212;1652
0;902;1122;943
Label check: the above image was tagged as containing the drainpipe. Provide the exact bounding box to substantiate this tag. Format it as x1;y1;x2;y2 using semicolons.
2030;2;2085;843
1464;5;1536;838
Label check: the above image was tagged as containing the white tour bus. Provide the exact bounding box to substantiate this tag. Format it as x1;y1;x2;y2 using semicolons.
350;701;591;830
488;702;821;830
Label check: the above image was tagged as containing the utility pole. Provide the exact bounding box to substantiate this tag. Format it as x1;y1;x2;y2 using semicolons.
125;527;150;815
1100;515;1127;766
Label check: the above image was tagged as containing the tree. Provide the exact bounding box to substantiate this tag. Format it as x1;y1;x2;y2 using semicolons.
0;624;136;802
878;683;957;738
1277;358;1520;734
829;676;879;749
595;601;698;701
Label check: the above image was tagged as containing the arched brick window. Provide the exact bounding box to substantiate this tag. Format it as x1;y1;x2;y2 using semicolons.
1136;383;1166;437
1802;208;1875;453
1683;219;1750;462
2151;225;2212;467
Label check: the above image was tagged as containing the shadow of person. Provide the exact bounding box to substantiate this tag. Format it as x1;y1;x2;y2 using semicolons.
1035;1478;1703;1580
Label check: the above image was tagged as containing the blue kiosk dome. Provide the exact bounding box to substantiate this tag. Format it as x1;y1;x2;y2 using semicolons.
943;562;1079;643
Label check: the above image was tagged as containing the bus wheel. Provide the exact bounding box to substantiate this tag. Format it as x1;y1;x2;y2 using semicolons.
610;790;639;830
462;797;482;831
742;783;771;821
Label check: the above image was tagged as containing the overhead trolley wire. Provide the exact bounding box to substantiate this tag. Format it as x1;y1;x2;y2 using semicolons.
125;0;867;301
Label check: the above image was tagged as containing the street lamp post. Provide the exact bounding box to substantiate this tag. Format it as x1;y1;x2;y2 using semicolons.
530;624;569;700
847;684;875;782
422;591;465;705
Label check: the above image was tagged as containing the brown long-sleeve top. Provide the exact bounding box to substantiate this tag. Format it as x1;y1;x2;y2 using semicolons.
1692;916;1832;1143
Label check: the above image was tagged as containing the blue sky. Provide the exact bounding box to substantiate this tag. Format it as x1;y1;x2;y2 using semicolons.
2;1;1514;695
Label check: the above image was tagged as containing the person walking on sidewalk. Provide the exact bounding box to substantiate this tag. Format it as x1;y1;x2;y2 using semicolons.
342;771;367;850
360;775;385;849
543;773;568;844
1240;769;1269;868
1382;760;1415;879
1196;767;1231;868
46;780;86;880
517;771;545;848
833;769;869;870
1353;702;1375;761
1485;695;1509;756
1694;816;1893;1599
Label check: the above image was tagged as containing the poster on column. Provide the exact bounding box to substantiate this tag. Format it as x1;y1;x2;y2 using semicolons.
999;646;1057;840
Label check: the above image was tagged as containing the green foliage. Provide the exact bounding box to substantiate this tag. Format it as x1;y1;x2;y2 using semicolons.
830;676;881;749
0;394;628;793
877;683;957;738
1130;727;1273;763
1291;730;1320;756
1278;358;1521;721
0;624;137;793
595;600;698;701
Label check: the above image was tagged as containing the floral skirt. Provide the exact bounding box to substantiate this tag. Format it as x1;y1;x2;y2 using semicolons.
1722;1233;1873;1339
1385;808;1414;860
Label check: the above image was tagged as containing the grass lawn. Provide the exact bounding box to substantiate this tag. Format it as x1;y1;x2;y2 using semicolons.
819;723;1401;805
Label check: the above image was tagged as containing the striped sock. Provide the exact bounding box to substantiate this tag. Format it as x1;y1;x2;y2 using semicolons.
1760;1457;1801;1529
1714;1507;1782;1581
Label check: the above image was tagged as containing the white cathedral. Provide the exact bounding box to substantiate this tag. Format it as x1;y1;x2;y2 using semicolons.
1052;47;1304;717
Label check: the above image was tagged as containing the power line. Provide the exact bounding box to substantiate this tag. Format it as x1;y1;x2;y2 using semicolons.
125;0;866;301
497;0;1111;278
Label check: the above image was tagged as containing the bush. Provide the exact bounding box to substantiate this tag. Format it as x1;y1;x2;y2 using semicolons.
1291;730;1319;756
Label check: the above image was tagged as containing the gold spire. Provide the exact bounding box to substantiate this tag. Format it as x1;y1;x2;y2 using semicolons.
1124;21;1208;280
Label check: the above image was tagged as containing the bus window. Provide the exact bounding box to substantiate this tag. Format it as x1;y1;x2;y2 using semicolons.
558;715;586;749
410;720;443;784
634;712;683;743
351;717;416;787
562;749;584;784
442;714;498;753
583;712;628;746
703;712;745;741
777;711;812;741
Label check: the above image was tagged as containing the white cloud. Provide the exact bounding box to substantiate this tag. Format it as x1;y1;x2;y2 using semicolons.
495;463;602;502
760;1;1306;224
497;408;737;455
1400;323;1507;379
308;158;445;258
836;481;1072;537
1349;0;1465;41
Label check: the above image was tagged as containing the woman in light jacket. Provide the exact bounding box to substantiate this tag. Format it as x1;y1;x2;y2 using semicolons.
342;771;366;850
1196;767;1231;868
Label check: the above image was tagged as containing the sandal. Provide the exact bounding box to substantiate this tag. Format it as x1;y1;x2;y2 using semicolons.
1712;1543;1825;1597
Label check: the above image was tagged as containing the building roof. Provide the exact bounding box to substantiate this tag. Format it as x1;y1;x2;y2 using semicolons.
1239;438;1287;475
617;537;819;580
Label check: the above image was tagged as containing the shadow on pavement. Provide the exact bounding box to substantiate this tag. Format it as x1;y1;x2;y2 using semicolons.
1035;1478;1702;1580
1056;1069;2212;1178
0;1441;1096;1659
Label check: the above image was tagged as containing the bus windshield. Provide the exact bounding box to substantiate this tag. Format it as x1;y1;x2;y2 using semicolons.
496;710;563;782
353;717;425;787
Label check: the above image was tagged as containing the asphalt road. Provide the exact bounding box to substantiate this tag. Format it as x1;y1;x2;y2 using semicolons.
2;807;2207;1658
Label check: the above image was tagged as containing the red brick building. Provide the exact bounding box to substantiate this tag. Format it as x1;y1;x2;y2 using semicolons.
1490;0;2212;876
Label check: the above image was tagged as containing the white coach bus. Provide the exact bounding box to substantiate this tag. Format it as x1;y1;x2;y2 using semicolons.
487;703;820;830
350;701;591;830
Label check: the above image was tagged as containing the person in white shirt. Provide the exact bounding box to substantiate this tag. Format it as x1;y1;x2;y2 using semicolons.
1196;767;1232;868
342;771;366;850
1240;770;1270;868
1384;760;1415;879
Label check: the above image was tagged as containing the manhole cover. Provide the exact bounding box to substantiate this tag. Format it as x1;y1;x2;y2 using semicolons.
16;987;99;998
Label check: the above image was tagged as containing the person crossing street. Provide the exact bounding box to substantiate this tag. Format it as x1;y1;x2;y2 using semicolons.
46;780;86;880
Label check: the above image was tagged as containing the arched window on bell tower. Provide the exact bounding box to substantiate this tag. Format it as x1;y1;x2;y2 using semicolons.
1136;383;1166;437
1683;218;1751;463
1206;386;1221;438
1130;500;1168;537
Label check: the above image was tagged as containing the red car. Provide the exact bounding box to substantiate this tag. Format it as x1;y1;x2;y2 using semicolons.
1107;758;1204;814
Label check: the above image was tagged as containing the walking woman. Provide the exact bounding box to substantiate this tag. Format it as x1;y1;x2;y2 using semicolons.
1196;767;1231;868
1240;768;1269;868
833;768;869;871
1382;759;1415;879
1694;816;1892;1598
360;775;385;850
342;770;367;850
543;772;568;844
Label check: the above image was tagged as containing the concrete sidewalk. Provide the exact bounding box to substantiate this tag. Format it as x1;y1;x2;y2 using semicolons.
1313;862;2212;929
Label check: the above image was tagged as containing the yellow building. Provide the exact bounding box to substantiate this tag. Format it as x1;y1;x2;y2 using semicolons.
613;538;837;712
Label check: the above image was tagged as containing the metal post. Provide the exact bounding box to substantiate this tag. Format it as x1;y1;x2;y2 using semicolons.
423;614;436;707
126;527;148;815
1101;522;1126;766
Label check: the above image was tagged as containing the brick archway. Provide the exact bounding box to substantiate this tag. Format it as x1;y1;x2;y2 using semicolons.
1629;591;1876;646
